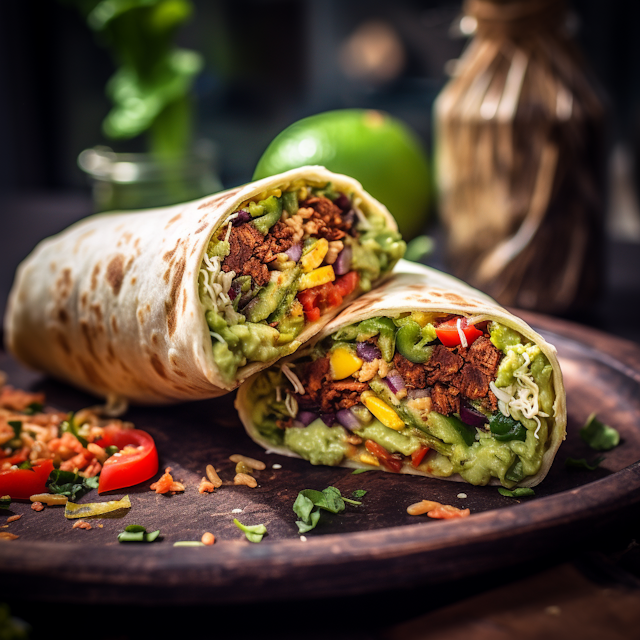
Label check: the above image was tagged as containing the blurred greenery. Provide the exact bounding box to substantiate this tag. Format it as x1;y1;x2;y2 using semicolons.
63;0;202;156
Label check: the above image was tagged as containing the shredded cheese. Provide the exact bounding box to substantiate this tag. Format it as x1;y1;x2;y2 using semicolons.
284;392;298;418
456;318;468;348
492;349;549;440
352;197;371;229
281;363;305;395
199;252;243;325
209;331;224;343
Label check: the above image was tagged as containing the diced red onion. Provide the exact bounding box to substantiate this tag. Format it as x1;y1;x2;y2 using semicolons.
334;193;351;211
407;389;430;400
284;243;302;262
321;413;336;427
356;341;381;362
228;281;241;301
333;246;352;276
342;210;357;232
232;210;251;226
336;408;361;431
298;411;318;426
384;372;406;395
460;402;488;427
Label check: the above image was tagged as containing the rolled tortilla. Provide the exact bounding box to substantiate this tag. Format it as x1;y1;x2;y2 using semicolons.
236;260;566;487
4;166;402;404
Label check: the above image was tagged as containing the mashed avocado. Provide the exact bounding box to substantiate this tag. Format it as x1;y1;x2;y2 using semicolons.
355;420;422;456
284;419;349;466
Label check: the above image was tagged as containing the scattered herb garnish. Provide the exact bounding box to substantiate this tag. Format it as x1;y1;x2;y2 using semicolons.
233;518;267;543
0;496;11;510
352;469;370;475
352;490;367;499
8;421;22;439
118;524;160;543
580;413;620;452
59;413;88;448
17;460;33;470
565;456;604;471
46;469;99;502
24;402;43;415
498;487;535;498
293;486;356;534
173;541;205;547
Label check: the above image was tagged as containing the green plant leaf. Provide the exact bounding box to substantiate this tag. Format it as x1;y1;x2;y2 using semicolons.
498;487;535;498
565;456;604;471
580;413;620;451
352;490;367;499
233;518;267;543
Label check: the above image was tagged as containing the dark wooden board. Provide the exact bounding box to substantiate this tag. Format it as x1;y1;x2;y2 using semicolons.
1;313;639;604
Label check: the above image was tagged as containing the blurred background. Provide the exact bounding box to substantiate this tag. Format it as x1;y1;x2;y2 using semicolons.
0;0;638;339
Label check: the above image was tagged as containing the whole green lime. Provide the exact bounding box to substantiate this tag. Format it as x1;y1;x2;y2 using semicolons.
253;109;431;240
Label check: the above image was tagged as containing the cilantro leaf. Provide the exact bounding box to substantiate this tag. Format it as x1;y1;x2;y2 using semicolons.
580;413;620;451
498;487;535;498
352;490;367;499
59;413;88;448
46;469;98;501
17;460;33;470
565;456;604;471
293;486;350;533
24;402;43;415
8;421;22;439
233;518;267;543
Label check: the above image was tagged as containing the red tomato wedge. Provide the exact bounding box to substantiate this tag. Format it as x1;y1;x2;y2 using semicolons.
435;317;483;347
96;427;158;493
0;459;54;500
411;445;429;468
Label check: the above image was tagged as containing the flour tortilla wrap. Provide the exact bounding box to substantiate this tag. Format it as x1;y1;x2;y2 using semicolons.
237;260;566;487
4;166;399;404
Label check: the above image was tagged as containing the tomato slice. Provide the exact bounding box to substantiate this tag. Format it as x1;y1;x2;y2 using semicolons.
411;445;429;468
297;271;360;322
333;271;359;298
435;317;483;347
96;427;158;493
0;459;54;499
364;439;404;473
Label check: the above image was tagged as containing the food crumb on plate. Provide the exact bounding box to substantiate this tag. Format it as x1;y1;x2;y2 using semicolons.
457;493;467;499
6;515;21;523
272;464;282;469
31;502;44;512
545;606;561;616
72;520;92;530
231;508;243;514
300;536;307;542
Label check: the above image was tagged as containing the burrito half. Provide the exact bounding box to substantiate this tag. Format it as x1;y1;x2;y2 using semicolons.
5;166;404;403
237;261;566;487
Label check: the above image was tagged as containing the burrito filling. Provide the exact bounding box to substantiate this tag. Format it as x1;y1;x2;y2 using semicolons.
247;315;556;487
199;181;405;381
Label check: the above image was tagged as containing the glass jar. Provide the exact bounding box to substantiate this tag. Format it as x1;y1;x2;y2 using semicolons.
78;140;223;212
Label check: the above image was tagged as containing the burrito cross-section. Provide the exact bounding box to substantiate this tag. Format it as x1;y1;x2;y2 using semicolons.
4;166;405;403
237;262;566;488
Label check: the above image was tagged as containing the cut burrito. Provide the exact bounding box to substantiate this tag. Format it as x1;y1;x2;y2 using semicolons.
5;166;405;403
237;261;566;487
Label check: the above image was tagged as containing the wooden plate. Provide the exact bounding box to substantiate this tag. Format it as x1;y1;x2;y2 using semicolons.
1;312;639;604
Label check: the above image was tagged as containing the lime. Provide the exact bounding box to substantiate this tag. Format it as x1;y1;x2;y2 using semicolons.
253;109;431;240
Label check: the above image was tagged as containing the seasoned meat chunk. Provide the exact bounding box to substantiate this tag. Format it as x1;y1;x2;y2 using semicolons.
465;337;502;376
453;365;490;400
296;357;367;412
300;196;353;241
430;383;459;416
393;352;427;389
424;345;464;385
253;221;297;263
220;223;271;286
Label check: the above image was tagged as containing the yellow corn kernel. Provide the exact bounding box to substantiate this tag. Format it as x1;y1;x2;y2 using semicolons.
297;265;335;291
300;238;329;273
359;453;380;467
362;396;405;431
330;347;363;380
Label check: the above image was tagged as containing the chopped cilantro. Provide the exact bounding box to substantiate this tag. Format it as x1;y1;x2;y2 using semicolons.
352;490;367;499
580;413;620;451
46;469;99;501
565;456;604;471
293;486;360;533
498;487;535;498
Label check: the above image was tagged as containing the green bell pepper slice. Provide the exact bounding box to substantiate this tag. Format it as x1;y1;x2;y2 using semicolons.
250;196;283;234
490;413;527;442
395;320;435;364
356;317;396;362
